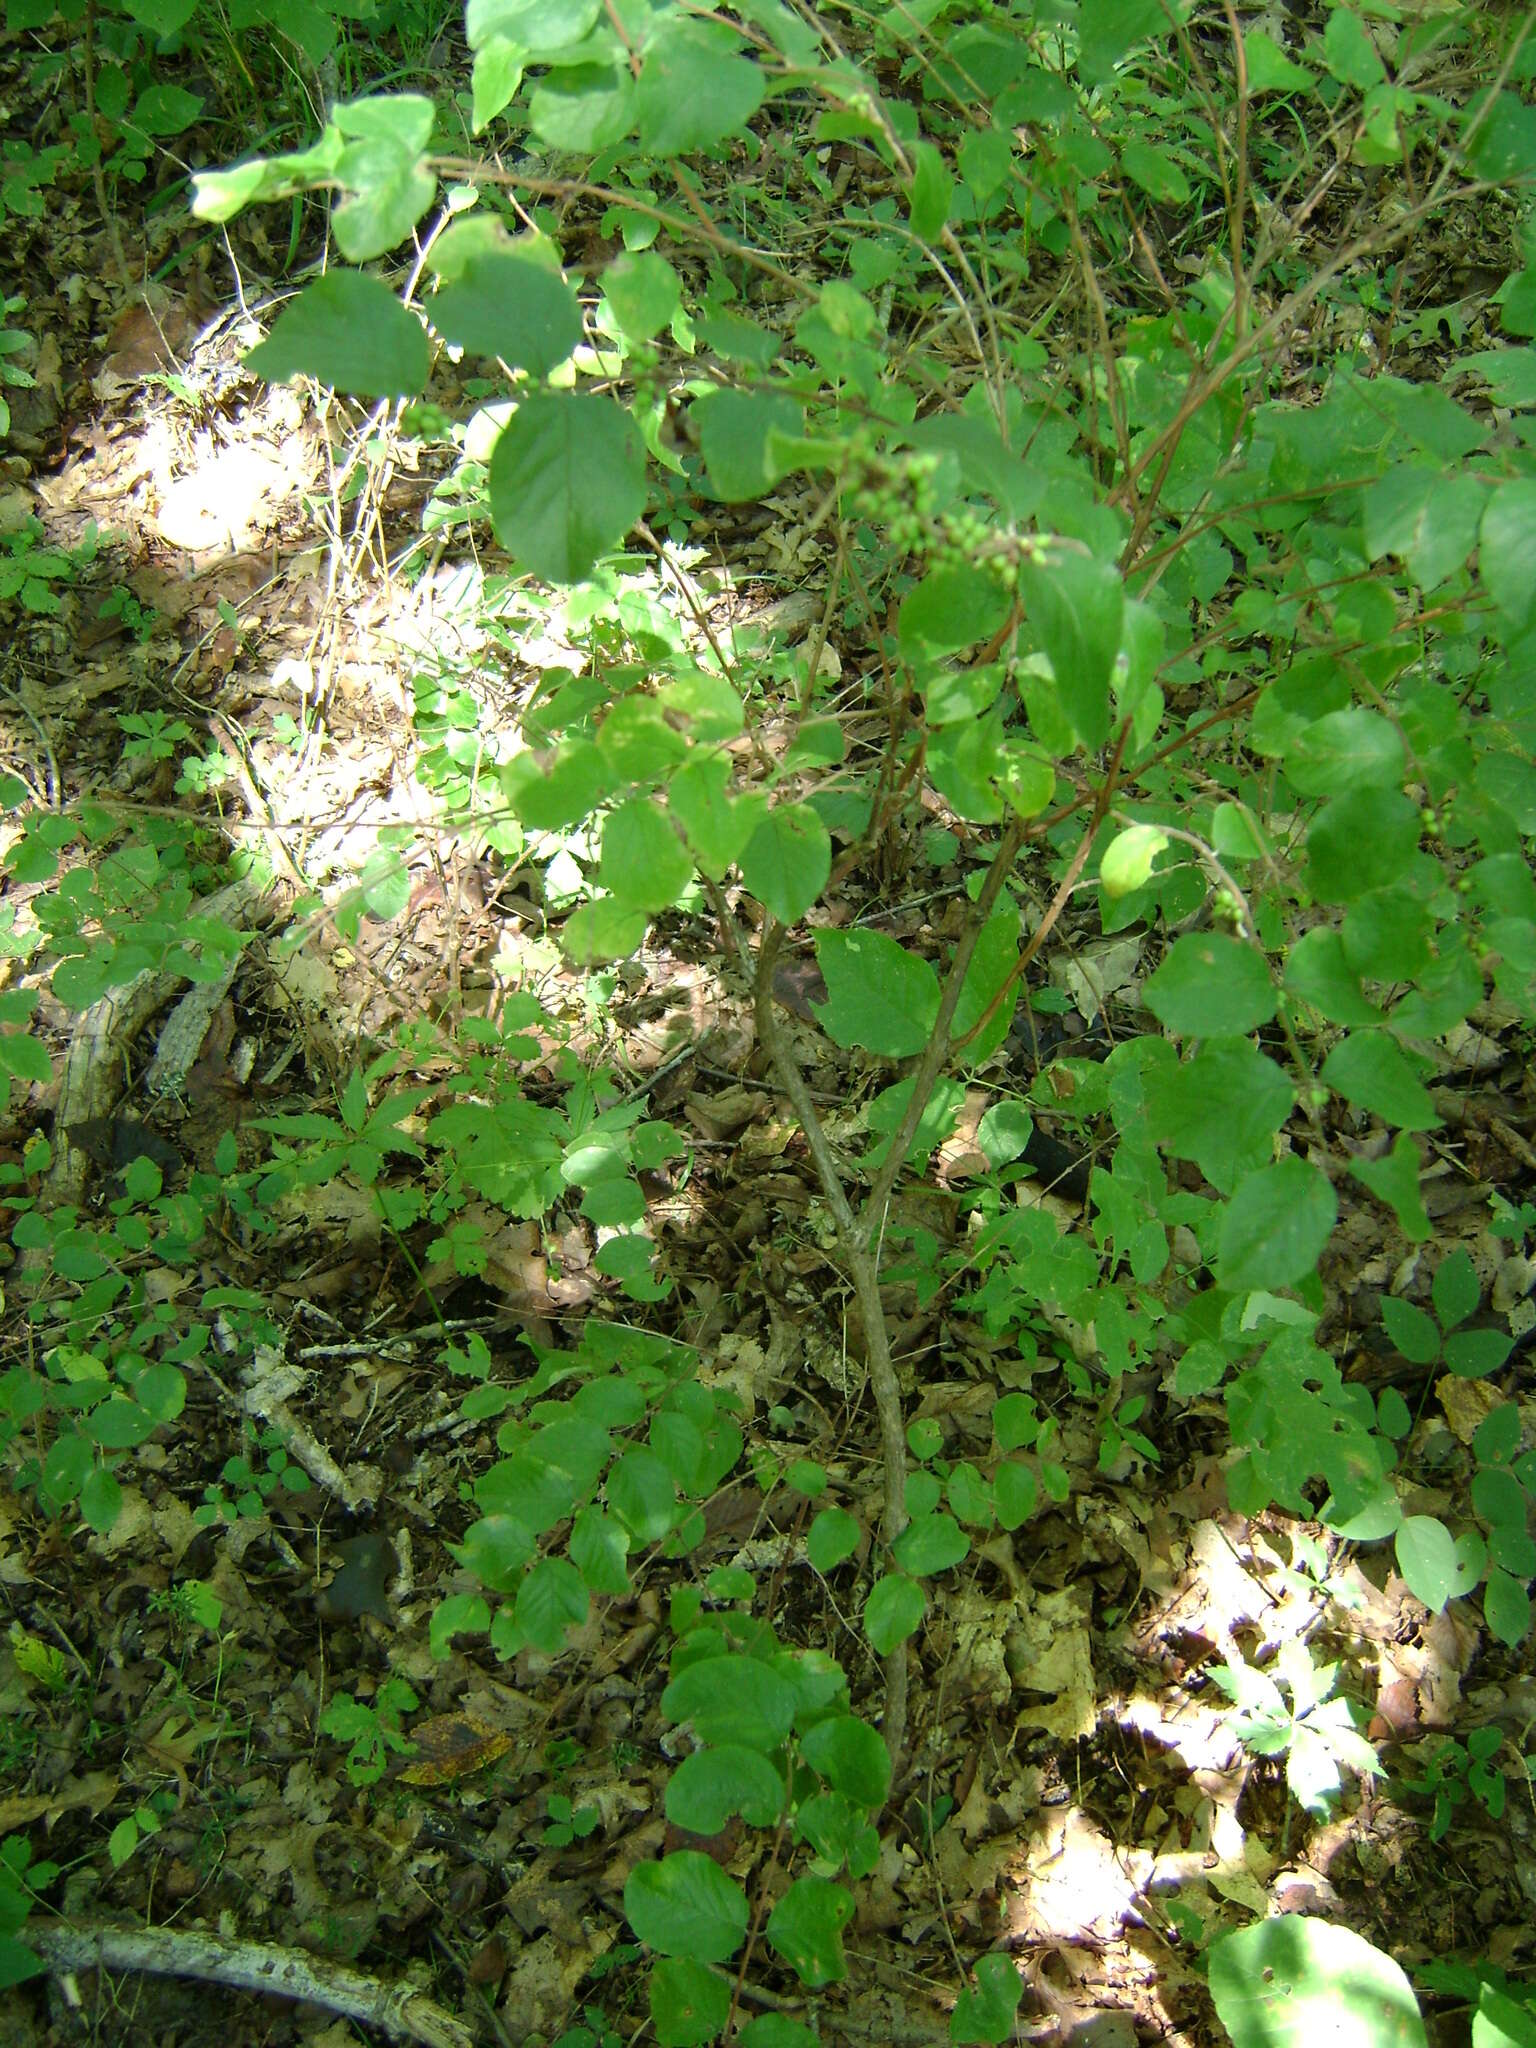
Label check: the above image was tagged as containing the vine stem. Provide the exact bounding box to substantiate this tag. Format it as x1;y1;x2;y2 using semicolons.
735;715;1134;1775
82;1;131;289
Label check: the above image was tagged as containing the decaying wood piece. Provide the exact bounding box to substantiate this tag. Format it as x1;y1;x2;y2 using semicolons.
39;872;279;1217
23;1918;475;2048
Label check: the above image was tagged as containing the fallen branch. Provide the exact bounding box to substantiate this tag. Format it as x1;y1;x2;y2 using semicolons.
22;1919;475;2048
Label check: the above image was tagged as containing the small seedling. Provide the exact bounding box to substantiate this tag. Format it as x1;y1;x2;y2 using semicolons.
321;1680;419;1786
543;1794;600;1847
1211;1637;1383;1820
1398;1727;1508;1842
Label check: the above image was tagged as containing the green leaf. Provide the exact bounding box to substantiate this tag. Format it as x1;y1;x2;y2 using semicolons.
569;1505;631;1596
1442;1328;1515;1379
670;755;758;879
1120;140;1190;205
465;0;600;47
488;393;646;583
907;140;953;241
80;1466;122;1535
863;1573;925;1654
598;695;689;783
696;390;803;502
807;1507;862;1572
477;1450;574;1531
948;1466;992;1524
430;247;582;376
992;1395;1040;1452
1018;548;1122;750
661;1654;798;1750
471;38;524;129
1396;1515;1459;1614
129;85;202;135
430;1593;490;1657
739;804;830;924
1432;1248;1480;1331
636;16;765;154
1217;1157;1338;1293
951;911;1020;1064
892;1511;970;1577
666;1746;785;1832
799;1714;891;1808
952;1953;1024;2046
1146;1041;1294;1196
920;662;1004;729
994;1460;1037;1531
1483;1567;1531;1647
927;718;1005;823
120;0;199;31
738;2017;821;2048
514;1556;588;1651
0;1032;51;1085
1143;934;1278;1038
1319;1032;1438;1132
1480;481;1536;627
1286;710;1406;796
329;97;437;261
1209;1918;1425;2048
1362;466;1486;589
1475;1987;1536;2048
1351;1130;1441;1236
561;899;647;964
811;928;939;1057
1243;30;1314;94
626;1851;749;1962
863;1076;964;1173
1305;789;1423;904
899;565;1010;662
1075;0;1169;85
529;60;636;150
957;126;1013;204
649;1957;731;2048
766;1876;854;1987
84;1399;155;1450
604;251;682;342
1323;7;1386;90
453;1514;534;1591
600;800;693;913
1100;824;1168;899
1284;928;1382;1026
0;1934;44;1990
244;272;429;398
608;1447;678;1544
1380;1296;1439;1365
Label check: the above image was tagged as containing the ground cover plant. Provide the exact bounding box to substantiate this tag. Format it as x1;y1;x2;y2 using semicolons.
0;0;1535;2044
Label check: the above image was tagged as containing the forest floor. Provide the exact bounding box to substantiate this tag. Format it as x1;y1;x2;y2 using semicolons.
2;9;1535;2048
